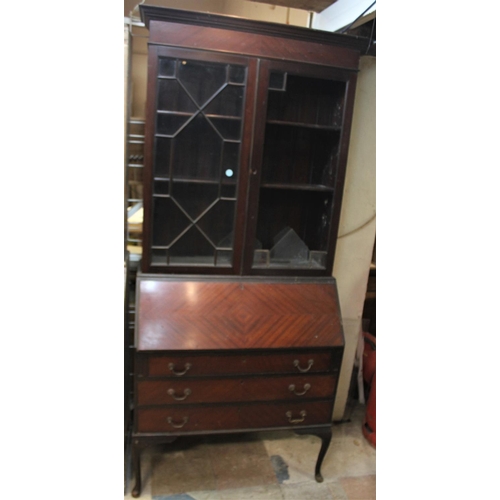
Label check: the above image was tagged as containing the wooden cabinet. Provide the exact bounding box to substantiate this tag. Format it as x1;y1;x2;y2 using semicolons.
131;5;368;497
139;7;365;277
132;276;344;497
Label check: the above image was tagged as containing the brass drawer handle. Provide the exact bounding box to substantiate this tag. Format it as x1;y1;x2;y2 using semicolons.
289;383;311;396
167;416;189;429
168;362;192;376
286;410;307;424
293;359;314;373
167;388;192;401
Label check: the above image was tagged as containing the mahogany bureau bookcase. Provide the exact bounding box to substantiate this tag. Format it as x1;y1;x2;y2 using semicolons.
131;5;367;497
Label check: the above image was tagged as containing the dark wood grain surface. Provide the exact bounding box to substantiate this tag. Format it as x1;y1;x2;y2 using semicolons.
140;6;368;52
149;21;360;70
136;278;343;350
142;349;341;377
137;374;336;405
136;400;333;432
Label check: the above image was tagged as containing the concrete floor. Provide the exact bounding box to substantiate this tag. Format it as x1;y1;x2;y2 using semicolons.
125;402;375;500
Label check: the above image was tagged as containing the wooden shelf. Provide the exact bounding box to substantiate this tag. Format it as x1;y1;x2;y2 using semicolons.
154;177;237;185
205;114;241;120
266;120;340;131
261;183;334;192
156;110;193;116
156;110;242;121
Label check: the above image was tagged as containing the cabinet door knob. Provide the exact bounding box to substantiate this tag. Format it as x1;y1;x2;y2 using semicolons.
167;416;189;429
289;383;311;396
168;362;192;376
293;359;314;373
167;388;192;401
286;410;307;424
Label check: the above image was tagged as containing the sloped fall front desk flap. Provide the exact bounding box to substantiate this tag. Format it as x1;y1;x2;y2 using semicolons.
135;277;343;351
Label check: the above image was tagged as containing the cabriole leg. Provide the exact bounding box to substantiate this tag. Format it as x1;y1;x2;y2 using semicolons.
294;426;333;482
314;427;332;482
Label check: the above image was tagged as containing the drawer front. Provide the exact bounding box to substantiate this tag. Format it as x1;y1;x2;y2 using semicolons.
137;374;337;406
143;350;341;378
136;400;332;433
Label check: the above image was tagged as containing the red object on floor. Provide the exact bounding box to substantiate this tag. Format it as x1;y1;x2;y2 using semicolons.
362;331;376;386
363;371;376;448
362;331;376;448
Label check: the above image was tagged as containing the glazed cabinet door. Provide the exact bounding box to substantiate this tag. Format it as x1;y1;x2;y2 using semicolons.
243;60;358;276
141;47;256;274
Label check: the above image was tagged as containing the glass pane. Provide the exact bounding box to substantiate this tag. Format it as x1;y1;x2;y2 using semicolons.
221;184;236;198
154;137;172;178
157;79;197;113
171;181;218;220
216;249;233;267
151;248;167;265
252;189;331;269
169;226;215;265
172;114;222;181
221;142;240;198
228;65;246;84
207;117;242;141
154;180;170;195
253;249;270;266
217;231;234;248
177;60;227;108
156;113;192;137
149;55;247;269
269;72;287;91
266;74;345;127
158;58;176;78
309;251;327;268
222;142;240;173
152;197;191;247
270;227;309;263
204;86;245;117
197;200;236;247
261;125;339;186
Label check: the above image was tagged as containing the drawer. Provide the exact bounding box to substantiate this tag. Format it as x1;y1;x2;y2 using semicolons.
137;374;337;406
136;400;333;433
141;350;342;378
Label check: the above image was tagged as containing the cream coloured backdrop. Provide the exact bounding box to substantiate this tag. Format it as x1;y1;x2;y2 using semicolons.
332;55;376;419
